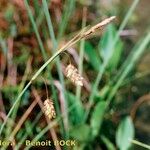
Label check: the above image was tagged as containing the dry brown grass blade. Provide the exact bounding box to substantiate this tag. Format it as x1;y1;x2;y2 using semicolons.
82;16;116;38
9;100;37;140
130;94;150;120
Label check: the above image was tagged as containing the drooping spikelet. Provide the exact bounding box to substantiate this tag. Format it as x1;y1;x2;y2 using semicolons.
43;99;56;120
65;64;84;86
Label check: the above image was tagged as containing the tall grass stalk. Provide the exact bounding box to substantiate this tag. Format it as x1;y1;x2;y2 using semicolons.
24;0;46;60
24;0;58;103
24;1;62;143
76;8;87;120
76;8;86;99
57;0;75;40
42;0;68;137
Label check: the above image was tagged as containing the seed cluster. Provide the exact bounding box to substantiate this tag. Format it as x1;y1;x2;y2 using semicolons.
43;99;56;120
65;64;84;86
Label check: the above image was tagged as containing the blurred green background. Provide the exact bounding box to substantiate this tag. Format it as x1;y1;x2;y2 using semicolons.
0;0;150;149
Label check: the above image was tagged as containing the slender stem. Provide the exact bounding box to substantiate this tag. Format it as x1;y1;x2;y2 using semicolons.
57;0;75;40
24;0;47;60
24;0;58;112
75;8;87;121
76;7;86;101
42;0;68;138
130;139;150;150
0;81;31;136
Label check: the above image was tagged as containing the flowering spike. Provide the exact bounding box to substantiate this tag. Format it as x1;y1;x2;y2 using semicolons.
43;99;56;120
65;64;84;86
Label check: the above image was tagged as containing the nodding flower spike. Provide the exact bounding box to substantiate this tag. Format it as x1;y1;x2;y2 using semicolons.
43;99;56;120
65;64;84;86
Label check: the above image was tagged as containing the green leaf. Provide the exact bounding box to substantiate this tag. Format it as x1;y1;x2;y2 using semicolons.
70;124;91;142
101;135;116;150
99;24;115;61
108;39;123;71
116;116;134;150
67;92;84;124
99;24;123;71
85;41;101;71
90;101;106;137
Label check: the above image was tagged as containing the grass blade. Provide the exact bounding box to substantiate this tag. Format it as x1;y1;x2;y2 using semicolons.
42;0;68;137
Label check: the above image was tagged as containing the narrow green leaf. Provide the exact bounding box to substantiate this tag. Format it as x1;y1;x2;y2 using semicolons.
70;124;91;142
99;24;123;71
67;92;84;124
58;0;75;39
101;135;116;150
108;39;123;71
85;41;101;71
99;24;115;61
90;101;106;137
116;116;134;150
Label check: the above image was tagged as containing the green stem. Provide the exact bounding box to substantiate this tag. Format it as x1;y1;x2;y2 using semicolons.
25;0;59;119
130;139;150;150
42;0;68;139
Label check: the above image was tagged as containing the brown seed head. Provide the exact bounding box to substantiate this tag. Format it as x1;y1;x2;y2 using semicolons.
43;99;56;119
65;64;84;86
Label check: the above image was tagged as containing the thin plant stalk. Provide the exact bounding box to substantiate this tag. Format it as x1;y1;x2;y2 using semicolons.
57;0;75;40
42;0;68;137
130;139;150;150
24;1;61;138
24;1;61;143
76;7;87;99
10;100;37;139
76;7;87;120
10;59;31;129
24;0;57;99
